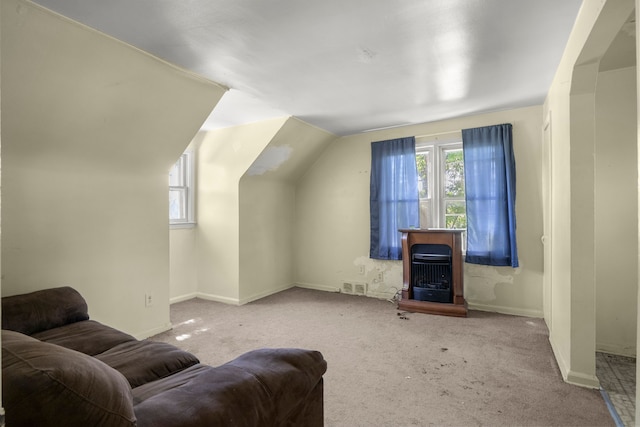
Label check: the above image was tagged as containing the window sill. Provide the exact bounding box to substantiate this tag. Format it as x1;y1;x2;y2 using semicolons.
170;222;196;230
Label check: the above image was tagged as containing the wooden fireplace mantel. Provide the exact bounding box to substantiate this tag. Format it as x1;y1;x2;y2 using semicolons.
398;229;467;317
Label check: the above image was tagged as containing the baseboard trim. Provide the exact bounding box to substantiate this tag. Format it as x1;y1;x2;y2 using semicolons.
195;292;240;305
170;292;198;304
295;283;396;300
566;370;600;389
170;291;239;305
366;290;398;300
467;301;543;318
171;286;298;307
295;282;341;293
549;333;600;389
238;284;295;305
595;343;636;358
549;332;570;381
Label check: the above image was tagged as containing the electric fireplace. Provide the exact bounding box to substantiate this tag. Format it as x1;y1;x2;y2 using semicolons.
398;229;467;317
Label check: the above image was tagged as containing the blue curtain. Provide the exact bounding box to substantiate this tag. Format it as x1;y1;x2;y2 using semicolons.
370;137;420;260
462;124;519;267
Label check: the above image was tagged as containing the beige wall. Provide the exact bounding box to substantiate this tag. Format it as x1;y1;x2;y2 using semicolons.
543;0;635;388
170;117;336;304
170;227;198;302
238;118;335;303
1;0;225;338
193;118;287;303
239;177;295;301
595;66;638;357
295;106;544;317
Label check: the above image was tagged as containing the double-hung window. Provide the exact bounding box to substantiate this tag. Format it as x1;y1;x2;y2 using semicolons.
415;135;466;244
169;150;195;226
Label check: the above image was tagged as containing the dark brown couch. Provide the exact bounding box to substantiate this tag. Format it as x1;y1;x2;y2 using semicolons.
1;287;327;426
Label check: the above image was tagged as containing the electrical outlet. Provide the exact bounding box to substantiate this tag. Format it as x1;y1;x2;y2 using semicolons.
145;293;154;307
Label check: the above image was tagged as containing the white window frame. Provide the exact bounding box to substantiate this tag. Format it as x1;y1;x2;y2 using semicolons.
169;150;195;228
416;135;466;248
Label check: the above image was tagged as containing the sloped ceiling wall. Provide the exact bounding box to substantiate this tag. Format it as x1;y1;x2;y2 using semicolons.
239;118;336;302
194;117;336;304
1;0;225;337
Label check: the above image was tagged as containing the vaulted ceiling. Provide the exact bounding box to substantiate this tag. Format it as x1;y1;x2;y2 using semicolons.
33;0;586;136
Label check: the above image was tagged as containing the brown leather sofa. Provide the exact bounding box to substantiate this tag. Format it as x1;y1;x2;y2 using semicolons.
1;287;327;426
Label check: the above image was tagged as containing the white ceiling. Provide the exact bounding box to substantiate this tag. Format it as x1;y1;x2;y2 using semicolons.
32;0;584;136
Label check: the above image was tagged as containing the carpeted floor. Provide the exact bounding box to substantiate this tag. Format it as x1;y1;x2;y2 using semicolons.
151;287;615;426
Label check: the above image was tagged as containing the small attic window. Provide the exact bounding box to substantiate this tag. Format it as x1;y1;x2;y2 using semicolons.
169;150;195;227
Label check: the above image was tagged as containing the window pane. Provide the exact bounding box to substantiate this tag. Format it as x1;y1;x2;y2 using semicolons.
445;201;466;229
416;141;466;234
444;149;464;198
416;152;431;199
169;189;186;221
169;157;184;187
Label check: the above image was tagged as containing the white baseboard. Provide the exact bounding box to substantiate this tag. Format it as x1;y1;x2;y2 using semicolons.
171;285;299;307
467;301;543;318
596;343;636;358
549;332;600;389
566;370;600;389
549;333;570;381
296;283;398;302
238;284;295;305
366;290;398;301
170;292;198;305
295;282;341;293
195;292;240;305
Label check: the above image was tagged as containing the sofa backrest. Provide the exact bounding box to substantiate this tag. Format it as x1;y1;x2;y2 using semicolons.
2;286;90;335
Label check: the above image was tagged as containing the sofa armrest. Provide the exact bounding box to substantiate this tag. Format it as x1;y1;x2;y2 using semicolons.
2;287;89;335
2;330;136;427
133;348;327;427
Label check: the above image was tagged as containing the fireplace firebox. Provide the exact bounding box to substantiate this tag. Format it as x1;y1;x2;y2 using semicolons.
398;229;467;317
411;244;453;303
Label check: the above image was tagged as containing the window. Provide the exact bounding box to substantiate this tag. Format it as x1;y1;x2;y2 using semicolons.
169;151;195;226
415;137;466;236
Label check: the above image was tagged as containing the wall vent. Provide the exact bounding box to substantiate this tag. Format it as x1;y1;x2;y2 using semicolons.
342;282;354;294
343;282;367;295
354;283;367;295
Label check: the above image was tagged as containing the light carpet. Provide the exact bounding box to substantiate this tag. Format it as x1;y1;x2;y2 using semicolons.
151;287;614;427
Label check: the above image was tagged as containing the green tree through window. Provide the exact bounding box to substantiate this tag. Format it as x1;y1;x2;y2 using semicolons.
415;142;466;233
443;149;466;229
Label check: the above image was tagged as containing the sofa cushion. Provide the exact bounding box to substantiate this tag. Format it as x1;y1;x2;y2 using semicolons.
96;340;200;387
33;320;137;356
2;330;136;427
2;286;89;335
